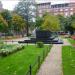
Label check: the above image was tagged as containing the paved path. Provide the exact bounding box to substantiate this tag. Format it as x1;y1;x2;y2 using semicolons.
3;37;30;44
37;39;70;75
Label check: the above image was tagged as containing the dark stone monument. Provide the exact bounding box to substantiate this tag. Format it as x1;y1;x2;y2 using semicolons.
18;30;63;44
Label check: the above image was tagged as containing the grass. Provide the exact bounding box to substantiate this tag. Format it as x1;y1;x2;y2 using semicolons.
68;38;75;44
0;45;52;75
62;46;75;75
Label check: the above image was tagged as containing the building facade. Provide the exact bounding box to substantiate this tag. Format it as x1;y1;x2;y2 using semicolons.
37;2;51;17
37;2;75;16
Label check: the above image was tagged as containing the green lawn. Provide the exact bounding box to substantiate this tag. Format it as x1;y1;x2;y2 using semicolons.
0;45;52;75
68;38;75;44
62;46;75;75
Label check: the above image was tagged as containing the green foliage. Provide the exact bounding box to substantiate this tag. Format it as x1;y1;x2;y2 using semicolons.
0;10;12;32
36;16;43;28
0;14;8;32
71;20;75;29
36;42;44;48
57;15;66;31
14;0;36;36
0;9;12;23
68;14;75;34
57;14;75;34
41;13;60;31
12;14;26;32
0;10;26;35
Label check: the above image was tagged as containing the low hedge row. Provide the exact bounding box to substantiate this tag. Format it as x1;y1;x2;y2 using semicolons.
0;45;25;57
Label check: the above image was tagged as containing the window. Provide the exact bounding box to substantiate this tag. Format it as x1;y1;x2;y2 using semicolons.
65;12;68;16
65;9;68;11
70;12;73;15
60;9;63;11
58;4;62;8
65;4;69;7
70;8;73;10
39;10;42;13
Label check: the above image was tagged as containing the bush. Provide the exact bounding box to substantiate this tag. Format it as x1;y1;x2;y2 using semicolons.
36;42;44;48
1;50;9;57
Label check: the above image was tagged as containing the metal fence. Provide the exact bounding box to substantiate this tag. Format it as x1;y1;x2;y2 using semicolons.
25;45;51;75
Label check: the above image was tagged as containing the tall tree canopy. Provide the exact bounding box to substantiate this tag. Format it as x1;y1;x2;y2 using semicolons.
14;0;36;36
0;9;12;25
57;14;75;35
12;14;26;33
0;15;8;32
0;9;12;33
71;20;75;29
36;16;43;28
57;15;66;31
71;14;75;32
41;13;60;31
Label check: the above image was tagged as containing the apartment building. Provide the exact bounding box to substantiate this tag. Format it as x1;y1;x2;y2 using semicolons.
37;2;75;16
51;3;75;16
37;2;51;17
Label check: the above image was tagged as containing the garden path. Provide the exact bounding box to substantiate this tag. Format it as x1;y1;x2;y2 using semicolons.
37;39;70;75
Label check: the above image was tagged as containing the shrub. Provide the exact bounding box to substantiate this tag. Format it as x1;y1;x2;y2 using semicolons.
1;50;9;57
36;42;44;48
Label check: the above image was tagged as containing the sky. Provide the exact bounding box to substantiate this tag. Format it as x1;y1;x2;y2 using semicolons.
0;0;75;10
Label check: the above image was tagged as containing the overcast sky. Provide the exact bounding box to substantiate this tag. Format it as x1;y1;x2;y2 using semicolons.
0;0;75;10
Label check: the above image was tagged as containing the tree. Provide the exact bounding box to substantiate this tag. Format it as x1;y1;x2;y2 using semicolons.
71;19;75;34
57;14;75;34
0;9;12;33
14;0;36;36
0;15;8;33
41;13;60;31
70;14;75;29
66;14;75;35
71;20;75;29
12;14;26;36
36;16;43;28
57;15;66;31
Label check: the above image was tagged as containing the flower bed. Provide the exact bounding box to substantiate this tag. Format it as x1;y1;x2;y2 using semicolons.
0;44;25;57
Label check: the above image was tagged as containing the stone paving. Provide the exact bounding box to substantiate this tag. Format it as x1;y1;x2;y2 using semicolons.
37;39;70;75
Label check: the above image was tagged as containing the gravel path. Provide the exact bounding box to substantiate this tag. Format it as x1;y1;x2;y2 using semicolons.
37;39;70;75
